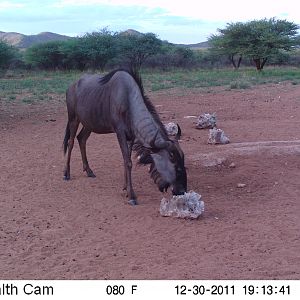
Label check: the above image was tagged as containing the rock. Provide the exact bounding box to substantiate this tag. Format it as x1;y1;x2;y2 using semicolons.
164;122;179;136
196;113;216;129
202;156;227;167
237;183;246;188
160;190;205;219
229;162;236;168
184;115;197;119
208;128;230;144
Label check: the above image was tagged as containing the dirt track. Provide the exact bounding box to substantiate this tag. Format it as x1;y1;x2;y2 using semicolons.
0;82;300;279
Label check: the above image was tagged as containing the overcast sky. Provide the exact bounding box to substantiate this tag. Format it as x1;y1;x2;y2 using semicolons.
0;0;299;44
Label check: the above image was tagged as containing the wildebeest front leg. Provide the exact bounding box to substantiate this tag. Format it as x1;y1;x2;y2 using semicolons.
122;141;134;191
77;127;96;178
116;131;137;205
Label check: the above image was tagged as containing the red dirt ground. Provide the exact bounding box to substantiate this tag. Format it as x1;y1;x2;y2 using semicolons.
0;82;300;280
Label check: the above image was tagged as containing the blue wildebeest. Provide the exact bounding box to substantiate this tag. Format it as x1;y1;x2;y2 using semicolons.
63;69;187;205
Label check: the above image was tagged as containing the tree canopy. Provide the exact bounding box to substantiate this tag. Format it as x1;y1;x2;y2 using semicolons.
24;30;164;71
25;41;64;70
80;29;117;71
2;23;300;72
116;32;163;70
209;18;299;70
0;41;19;70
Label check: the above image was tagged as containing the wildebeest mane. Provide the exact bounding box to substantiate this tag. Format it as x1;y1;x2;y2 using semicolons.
99;68;168;140
100;68;170;168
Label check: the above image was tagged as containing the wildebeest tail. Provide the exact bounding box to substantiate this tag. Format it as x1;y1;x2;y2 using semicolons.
63;122;70;155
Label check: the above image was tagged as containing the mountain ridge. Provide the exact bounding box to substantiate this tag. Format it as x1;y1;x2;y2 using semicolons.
0;31;71;49
0;30;209;49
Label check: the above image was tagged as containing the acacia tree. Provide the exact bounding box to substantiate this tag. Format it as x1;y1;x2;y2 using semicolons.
25;41;64;69
117;33;162;70
243;18;299;70
60;38;88;70
0;41;19;70
81;29;117;70
209;22;247;69
209;18;299;70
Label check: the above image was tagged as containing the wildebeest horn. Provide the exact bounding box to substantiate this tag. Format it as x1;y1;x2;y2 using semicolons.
149;130;158;148
175;123;182;140
149;130;172;149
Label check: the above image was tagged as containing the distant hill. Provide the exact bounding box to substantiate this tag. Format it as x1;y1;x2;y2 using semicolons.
120;29;210;49
176;41;210;49
0;31;71;49
0;30;209;50
119;29;144;37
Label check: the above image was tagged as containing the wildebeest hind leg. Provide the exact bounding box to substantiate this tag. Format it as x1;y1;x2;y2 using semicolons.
64;119;80;180
77;127;96;178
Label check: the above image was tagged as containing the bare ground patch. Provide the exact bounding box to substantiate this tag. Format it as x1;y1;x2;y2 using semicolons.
0;82;300;279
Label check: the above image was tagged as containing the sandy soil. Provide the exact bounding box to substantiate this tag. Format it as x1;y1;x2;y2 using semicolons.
0;82;299;279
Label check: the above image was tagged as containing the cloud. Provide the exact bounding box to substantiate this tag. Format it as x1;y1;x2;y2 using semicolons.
1;0;299;43
0;1;171;38
51;0;300;22
0;1;24;10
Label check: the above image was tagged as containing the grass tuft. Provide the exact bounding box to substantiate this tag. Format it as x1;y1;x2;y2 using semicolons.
1;67;300;104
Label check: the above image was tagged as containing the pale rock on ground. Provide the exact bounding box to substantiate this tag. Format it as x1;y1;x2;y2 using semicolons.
160;190;205;219
196;113;217;129
164;122;179;136
208;128;230;144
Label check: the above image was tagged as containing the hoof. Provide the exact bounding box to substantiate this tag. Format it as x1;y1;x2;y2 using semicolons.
87;172;96;178
63;175;70;181
86;169;96;178
128;199;138;206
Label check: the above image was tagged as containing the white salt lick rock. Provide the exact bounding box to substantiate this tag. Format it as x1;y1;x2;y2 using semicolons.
160;190;205;219
164;122;179;136
196;113;217;129
208;128;230;144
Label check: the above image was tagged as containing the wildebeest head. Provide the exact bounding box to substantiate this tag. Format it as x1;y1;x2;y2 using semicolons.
137;129;187;195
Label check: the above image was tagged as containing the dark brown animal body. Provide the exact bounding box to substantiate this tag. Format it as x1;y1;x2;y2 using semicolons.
63;69;187;205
